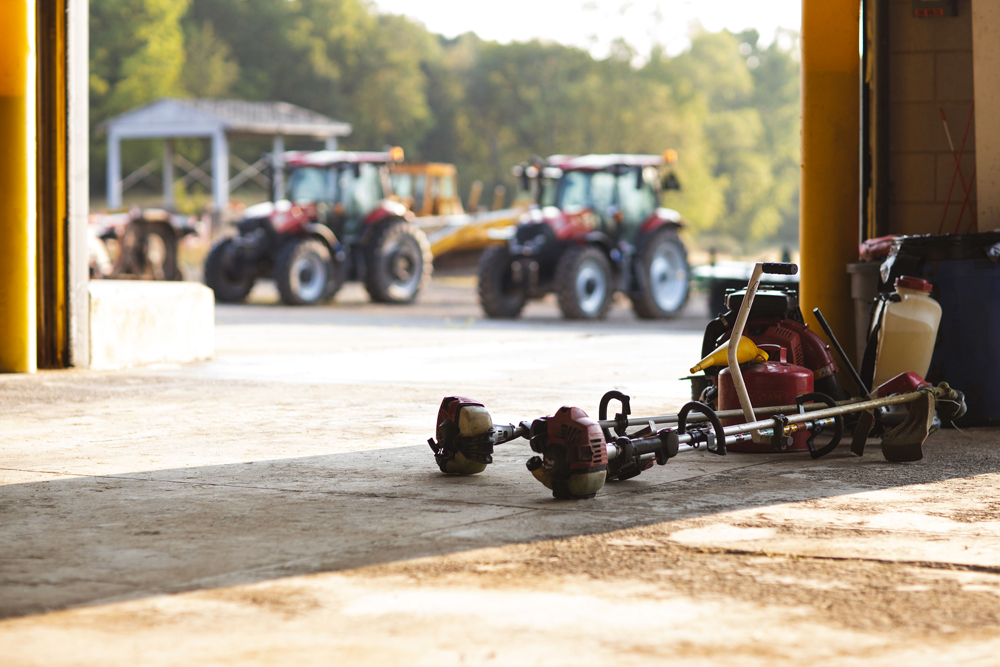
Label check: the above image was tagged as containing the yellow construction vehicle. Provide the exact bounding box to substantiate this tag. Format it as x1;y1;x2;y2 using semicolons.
389;163;523;261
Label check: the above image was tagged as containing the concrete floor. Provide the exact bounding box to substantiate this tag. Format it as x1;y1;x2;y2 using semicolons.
3;279;1000;665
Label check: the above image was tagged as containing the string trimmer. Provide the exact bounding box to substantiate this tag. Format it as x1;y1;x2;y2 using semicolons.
428;262;966;499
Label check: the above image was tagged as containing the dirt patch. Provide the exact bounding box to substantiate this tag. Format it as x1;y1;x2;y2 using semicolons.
196;584;321;618
349;522;1000;638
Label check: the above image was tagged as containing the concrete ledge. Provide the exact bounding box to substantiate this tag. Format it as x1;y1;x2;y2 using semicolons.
89;281;214;371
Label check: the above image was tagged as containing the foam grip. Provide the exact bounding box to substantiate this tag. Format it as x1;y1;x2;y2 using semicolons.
761;262;798;275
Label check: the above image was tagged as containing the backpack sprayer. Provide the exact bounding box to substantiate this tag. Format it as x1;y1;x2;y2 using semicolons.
428;262;967;499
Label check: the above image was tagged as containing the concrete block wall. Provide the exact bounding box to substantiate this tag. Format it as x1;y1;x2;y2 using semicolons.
888;0;977;236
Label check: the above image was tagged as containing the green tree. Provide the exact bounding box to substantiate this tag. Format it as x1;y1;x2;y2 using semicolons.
90;0;190;121
180;21;239;98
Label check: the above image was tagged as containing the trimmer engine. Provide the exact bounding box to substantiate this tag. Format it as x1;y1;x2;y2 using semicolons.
428;396;497;475
525;406;609;499
429;396;529;474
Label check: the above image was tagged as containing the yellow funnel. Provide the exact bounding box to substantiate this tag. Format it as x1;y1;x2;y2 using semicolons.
690;337;768;374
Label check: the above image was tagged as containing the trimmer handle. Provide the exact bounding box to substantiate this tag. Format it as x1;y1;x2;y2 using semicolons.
761;262;798;275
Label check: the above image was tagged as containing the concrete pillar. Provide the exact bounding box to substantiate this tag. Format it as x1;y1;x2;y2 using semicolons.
67;0;89;368
211;129;229;212
273;134;285;201
163;138;174;210
107;128;122;209
973;3;1000;229
0;0;37;372
325;136;338;151
800;0;861;358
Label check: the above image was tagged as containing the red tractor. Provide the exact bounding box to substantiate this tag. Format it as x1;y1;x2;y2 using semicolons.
205;148;432;306
478;153;690;320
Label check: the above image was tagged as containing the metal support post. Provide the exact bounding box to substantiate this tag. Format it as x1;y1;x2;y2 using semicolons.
107;128;122;209
800;0;861;360
163;138;174;210
273;134;285;201
211;129;229;213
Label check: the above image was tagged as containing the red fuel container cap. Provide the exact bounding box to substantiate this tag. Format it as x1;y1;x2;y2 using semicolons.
895;276;933;293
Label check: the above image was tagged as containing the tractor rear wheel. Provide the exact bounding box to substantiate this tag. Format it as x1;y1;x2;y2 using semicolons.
205;238;255;303
363;219;432;304
117;221;181;280
275;238;334;306
477;245;527;319
631;228;689;319
555;245;613;320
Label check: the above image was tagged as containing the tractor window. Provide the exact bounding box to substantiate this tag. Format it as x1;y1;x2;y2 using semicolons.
440;175;455;198
558;171;590;209
391;173;412;198
338;163;384;219
287;167;331;204
590;172;616;214
617;174;657;225
412;175;426;213
540;179;556;207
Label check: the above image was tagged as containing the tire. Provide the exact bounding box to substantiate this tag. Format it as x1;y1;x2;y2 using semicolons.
554;245;613;320
363;219;432;304
139;222;182;280
116;221;180;280
274;238;334;306
631;228;690;319
204;238;255;302
477;245;527;319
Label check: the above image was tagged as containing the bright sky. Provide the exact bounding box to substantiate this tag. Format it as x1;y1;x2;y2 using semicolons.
371;0;801;57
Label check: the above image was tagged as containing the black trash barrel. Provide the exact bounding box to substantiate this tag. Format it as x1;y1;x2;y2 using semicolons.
881;232;1000;425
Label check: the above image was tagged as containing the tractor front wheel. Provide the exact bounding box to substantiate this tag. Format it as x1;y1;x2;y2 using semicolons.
205;238;255;303
363;220;432;304
631;228;689;319
274;238;334;306
555;245;613;320
477;245;527;319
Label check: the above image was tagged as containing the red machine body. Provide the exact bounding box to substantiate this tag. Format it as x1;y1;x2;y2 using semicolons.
718;345;814;452
538;406;608;473
876;371;931;397
528;406;608;499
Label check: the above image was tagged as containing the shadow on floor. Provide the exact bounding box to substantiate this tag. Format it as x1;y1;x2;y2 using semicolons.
2;428;997;619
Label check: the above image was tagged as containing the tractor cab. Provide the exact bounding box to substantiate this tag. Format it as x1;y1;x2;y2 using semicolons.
541;152;680;245
282;148;404;241
477;151;689;321
388;163;464;217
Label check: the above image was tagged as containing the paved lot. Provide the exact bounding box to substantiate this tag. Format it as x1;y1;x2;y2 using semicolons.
3;278;1000;666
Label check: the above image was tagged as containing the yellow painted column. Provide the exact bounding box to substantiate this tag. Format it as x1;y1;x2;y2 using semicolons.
800;0;860;357
0;0;36;372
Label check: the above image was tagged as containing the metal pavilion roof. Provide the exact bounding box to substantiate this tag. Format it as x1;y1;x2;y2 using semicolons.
99;98;352;139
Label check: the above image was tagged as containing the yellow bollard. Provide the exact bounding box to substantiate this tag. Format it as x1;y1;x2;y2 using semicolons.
0;0;36;372
800;0;861;366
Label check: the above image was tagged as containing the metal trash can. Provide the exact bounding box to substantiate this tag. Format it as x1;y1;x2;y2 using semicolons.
846;261;882;368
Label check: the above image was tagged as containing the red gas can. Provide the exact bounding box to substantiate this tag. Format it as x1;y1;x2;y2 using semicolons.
718;344;813;452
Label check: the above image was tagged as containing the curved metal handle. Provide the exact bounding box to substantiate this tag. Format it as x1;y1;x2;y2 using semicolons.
727;263;763;441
